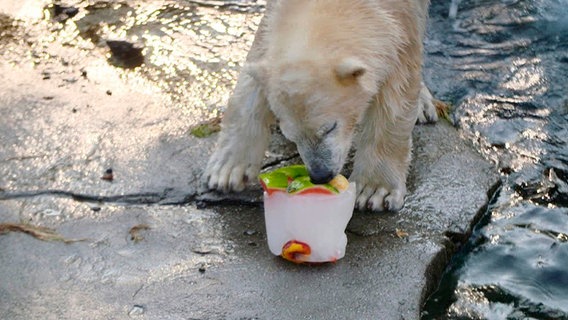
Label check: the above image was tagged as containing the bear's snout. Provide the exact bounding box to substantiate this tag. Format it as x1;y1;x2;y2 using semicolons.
308;165;335;185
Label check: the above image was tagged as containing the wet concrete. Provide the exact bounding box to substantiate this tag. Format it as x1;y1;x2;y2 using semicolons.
1;1;498;319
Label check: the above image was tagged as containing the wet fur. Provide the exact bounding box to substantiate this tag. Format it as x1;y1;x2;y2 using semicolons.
203;0;437;211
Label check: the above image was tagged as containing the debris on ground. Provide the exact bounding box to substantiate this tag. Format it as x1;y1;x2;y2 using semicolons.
395;228;409;239
0;223;86;243
101;168;113;181
129;224;150;243
192;246;214;255
189;117;222;138
128;304;145;317
434;99;451;123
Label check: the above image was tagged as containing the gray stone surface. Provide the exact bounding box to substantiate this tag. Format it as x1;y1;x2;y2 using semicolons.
0;108;498;320
0;1;499;319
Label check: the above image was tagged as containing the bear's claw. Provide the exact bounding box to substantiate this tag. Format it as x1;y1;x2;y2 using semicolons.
416;82;438;124
355;183;405;212
204;161;259;193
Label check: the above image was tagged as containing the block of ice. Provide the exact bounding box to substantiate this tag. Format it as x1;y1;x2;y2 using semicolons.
263;183;356;263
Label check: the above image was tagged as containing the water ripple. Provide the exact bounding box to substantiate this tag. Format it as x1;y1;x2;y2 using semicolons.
423;0;568;318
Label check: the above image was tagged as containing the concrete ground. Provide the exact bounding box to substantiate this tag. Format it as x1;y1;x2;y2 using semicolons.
0;1;498;319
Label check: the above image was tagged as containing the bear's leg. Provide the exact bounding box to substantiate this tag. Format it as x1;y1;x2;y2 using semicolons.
202;7;275;193
202;72;273;192
350;79;420;211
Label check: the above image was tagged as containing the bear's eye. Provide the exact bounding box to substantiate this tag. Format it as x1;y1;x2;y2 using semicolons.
318;122;338;137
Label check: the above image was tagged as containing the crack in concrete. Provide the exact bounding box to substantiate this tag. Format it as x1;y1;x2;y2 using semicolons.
0;158;300;206
0;190;173;205
0;188;268;207
0;155;48;163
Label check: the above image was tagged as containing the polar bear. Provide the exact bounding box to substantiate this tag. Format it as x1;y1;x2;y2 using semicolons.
203;0;437;211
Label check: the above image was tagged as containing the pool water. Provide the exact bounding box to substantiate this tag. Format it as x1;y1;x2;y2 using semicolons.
422;0;568;318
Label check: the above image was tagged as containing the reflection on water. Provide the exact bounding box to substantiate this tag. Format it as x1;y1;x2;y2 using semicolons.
424;186;568;319
423;0;568;318
73;0;263;119
1;0;264;121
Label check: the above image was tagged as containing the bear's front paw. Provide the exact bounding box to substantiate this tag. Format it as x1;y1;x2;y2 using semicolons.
202;149;260;193
354;183;406;212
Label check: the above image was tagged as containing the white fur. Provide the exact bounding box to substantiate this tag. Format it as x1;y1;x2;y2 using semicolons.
203;0;437;211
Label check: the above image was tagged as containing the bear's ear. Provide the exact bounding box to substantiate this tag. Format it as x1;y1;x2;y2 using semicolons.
244;61;268;83
334;57;367;82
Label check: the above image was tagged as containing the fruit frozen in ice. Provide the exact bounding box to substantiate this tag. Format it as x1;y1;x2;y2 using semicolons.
260;165;357;263
259;165;346;195
281;240;311;263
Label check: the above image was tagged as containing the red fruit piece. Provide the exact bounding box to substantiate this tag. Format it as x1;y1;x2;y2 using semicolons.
281;240;311;263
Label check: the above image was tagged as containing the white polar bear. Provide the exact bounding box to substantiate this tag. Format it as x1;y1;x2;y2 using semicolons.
203;0;438;211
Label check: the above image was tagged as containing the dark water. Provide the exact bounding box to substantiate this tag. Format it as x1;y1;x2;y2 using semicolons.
422;0;568;319
3;0;566;318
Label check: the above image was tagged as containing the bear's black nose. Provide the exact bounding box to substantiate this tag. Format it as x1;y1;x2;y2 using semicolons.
309;168;334;184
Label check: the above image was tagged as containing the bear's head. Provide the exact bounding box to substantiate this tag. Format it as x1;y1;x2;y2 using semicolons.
247;57;377;184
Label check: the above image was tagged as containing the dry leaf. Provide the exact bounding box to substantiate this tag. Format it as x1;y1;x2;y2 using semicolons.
433;99;451;123
189;117;222;138
395;228;409;239
0;223;86;243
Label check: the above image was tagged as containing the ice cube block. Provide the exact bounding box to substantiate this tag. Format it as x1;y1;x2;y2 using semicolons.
263;183;356;263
